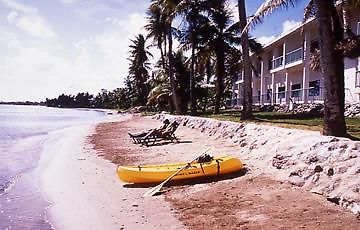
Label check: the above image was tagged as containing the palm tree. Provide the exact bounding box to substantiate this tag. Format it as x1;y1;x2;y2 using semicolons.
197;0;239;114
238;0;253;120
127;34;153;106
154;0;184;114
314;0;346;136
145;3;167;70
176;0;206;114
242;0;354;137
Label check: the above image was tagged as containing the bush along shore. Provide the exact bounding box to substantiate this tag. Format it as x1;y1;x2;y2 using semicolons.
154;114;360;215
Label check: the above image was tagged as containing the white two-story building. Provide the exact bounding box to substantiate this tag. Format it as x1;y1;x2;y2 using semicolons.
230;8;360;107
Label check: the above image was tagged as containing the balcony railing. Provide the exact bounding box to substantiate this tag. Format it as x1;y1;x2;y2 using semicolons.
226;87;324;107
285;48;303;65
270;56;283;70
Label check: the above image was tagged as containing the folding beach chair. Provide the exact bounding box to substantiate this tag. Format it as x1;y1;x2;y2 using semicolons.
138;121;180;146
128;119;170;143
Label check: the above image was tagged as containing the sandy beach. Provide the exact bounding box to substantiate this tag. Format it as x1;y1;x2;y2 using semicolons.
41;114;360;229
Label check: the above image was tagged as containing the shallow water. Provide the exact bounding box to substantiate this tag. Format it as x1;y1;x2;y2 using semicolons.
0;105;107;229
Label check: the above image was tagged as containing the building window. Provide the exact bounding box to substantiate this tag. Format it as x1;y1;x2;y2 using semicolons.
357;22;360;35
291;84;301;98
278;86;285;99
309;80;320;96
356;70;360;87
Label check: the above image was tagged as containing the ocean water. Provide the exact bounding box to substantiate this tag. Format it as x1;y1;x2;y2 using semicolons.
0;105;107;229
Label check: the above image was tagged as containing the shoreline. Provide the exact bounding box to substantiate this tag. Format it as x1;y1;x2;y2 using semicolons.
39;113;360;229
39;114;184;229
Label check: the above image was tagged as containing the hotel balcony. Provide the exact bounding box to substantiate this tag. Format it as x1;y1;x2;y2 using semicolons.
269;47;303;73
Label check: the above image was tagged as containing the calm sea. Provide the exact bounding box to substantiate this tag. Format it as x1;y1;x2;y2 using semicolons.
0;105;107;229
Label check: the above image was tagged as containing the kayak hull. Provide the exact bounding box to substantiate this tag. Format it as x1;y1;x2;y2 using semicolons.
117;156;243;184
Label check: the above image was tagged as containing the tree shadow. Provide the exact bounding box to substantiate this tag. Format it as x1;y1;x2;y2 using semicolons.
344;133;360;141
142;139;192;147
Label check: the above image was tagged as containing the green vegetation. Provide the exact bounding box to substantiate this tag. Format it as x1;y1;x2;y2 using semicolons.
201;109;360;139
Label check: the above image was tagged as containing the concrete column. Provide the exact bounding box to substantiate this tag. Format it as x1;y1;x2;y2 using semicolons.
282;42;286;68
302;30;310;104
271;73;276;105
260;60;265;105
285;72;290;104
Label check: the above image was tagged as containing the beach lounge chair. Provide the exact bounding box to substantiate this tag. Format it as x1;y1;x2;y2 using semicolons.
128;119;170;144
137;121;180;146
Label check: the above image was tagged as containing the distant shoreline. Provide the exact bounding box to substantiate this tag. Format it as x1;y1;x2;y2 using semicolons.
0;101;44;106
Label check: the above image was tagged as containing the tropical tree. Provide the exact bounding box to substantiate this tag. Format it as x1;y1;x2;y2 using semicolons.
127;34;152;106
176;0;210;114
238;0;253;119
196;0;240;114
145;3;167;70
150;0;184;114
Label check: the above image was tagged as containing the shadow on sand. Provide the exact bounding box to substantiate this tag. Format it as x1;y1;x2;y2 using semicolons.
143;140;193;147
122;168;248;189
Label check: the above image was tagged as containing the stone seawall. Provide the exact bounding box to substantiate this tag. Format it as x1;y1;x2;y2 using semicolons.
154;114;360;215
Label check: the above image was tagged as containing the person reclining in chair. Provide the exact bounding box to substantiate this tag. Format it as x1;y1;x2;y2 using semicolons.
143;120;179;140
128;119;170;140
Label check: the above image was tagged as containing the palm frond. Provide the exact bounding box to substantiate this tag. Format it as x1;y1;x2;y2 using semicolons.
241;0;300;36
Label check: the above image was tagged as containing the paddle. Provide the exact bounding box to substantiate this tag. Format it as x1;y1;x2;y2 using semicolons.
143;147;213;197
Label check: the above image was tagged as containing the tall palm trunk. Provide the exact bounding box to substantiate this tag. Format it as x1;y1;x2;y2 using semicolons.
238;0;253;120
214;41;225;114
190;41;196;114
167;24;182;114
159;40;166;69
314;0;347;137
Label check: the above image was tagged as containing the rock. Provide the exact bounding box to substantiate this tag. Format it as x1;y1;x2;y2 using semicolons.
253;102;360;117
272;154;289;169
327;168;334;176
288;177;305;187
314;165;323;173
327;197;340;205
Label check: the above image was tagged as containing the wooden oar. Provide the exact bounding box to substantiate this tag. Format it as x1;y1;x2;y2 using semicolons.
143;147;213;197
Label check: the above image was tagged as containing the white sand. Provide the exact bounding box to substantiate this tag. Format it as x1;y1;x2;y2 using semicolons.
39;118;184;229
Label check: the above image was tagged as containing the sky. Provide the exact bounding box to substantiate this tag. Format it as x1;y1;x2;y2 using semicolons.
0;0;309;102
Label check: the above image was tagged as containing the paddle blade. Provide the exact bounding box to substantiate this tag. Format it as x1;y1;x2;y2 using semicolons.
143;183;163;197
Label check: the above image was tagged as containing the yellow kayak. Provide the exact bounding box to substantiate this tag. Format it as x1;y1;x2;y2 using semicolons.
117;156;243;184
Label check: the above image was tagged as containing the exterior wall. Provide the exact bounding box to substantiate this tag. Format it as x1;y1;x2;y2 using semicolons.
345;57;359;102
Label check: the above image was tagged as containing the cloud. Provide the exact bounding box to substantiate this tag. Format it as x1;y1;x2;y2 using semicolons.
256;36;276;45
282;20;301;34
58;0;78;5
1;0;37;14
256;20;301;46
0;11;151;101
7;11;18;23
6;11;57;39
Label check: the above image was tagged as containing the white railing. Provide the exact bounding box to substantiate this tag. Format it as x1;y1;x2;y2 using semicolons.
270;56;283;70
285;47;303;65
